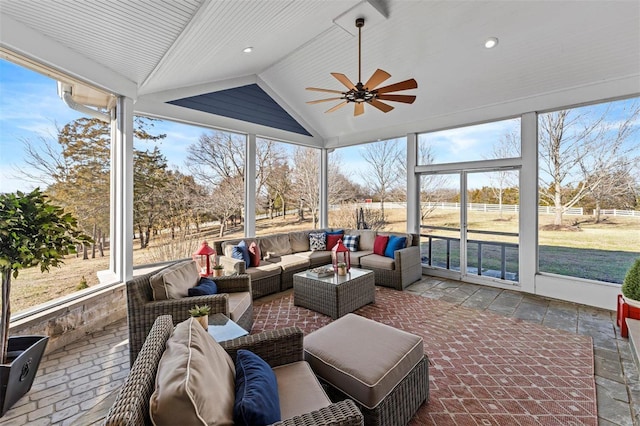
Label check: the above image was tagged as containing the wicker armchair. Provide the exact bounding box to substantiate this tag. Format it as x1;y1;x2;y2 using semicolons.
105;315;364;426
126;262;253;365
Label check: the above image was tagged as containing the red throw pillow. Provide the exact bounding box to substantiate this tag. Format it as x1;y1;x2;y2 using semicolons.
373;235;389;256
326;234;343;251
248;241;261;267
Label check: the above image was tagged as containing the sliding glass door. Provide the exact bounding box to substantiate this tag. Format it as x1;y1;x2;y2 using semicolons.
420;169;520;284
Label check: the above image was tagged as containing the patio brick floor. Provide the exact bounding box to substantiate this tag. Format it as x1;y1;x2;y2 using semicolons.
0;276;637;425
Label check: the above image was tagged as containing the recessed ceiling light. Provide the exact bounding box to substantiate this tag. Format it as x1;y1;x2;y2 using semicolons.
243;46;253;53
484;37;499;49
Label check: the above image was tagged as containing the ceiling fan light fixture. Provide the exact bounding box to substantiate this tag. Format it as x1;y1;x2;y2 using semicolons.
306;18;417;116
484;37;499;49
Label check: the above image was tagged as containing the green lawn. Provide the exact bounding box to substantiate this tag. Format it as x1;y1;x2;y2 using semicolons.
422;210;639;284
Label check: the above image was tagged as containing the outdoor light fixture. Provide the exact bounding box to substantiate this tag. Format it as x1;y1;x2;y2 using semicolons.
331;240;351;274
193;241;217;277
484;37;499;49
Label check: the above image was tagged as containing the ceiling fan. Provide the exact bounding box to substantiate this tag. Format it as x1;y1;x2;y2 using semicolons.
306;17;418;117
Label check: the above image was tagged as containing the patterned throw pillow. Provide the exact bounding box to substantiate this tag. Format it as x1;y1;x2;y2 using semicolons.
342;234;359;252
309;232;327;251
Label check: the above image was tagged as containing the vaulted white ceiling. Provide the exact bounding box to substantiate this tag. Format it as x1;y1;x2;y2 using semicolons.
1;0;639;148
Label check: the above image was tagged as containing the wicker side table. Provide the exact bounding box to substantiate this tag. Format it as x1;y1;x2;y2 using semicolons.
293;267;375;319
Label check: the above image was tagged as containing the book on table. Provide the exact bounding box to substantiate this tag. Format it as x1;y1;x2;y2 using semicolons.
307;266;334;278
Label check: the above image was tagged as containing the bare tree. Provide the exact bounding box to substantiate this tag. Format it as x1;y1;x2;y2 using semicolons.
487;129;520;218
539;103;640;226
211;176;244;237
360;139;403;220
291;147;320;227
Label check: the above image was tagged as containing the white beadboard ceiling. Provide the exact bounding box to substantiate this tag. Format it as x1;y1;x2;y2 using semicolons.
1;0;639;147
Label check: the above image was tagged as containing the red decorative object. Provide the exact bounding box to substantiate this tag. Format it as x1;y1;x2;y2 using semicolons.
331;239;351;272
617;294;640;338
193;241;216;277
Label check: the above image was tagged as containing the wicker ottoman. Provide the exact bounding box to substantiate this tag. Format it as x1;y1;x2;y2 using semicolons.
304;314;429;426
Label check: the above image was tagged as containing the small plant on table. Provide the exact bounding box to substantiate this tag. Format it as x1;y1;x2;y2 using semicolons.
189;304;211;330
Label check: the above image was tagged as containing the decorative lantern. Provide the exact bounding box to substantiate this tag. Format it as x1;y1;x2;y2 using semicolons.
331;239;351;273
193;241;216;277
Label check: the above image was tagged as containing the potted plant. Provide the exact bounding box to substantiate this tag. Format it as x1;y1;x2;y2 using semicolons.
337;262;348;276
189;305;211;330
622;258;640;308
0;188;91;416
212;264;224;277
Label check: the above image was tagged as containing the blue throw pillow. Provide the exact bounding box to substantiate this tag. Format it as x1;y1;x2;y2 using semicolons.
232;240;251;269
384;235;406;259
234;349;281;425
188;277;218;296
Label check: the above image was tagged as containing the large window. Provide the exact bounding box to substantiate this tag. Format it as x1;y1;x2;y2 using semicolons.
1;59;113;314
328;138;407;232
538;98;640;284
418;118;521;284
254;139;318;234
418;118;521;165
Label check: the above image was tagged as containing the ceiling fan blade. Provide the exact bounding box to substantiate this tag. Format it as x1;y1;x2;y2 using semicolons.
306;87;345;94
370;99;394;113
307;97;344;104
364;69;391;90
331;73;356;90
354;102;365;116
376;78;418;94
325;101;348;113
377;94;417;104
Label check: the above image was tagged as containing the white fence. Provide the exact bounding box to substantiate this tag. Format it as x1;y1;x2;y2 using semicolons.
333;202;639;217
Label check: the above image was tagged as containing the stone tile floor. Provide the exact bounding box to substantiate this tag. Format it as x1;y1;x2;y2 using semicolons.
1;275;638;425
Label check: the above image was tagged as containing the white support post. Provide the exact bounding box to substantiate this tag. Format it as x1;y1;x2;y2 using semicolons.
109;96;134;283
245;134;256;237
319;148;329;228
406;133;420;234
519;112;538;294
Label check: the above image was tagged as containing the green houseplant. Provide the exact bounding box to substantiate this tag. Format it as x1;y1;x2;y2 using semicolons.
0;188;91;416
189;304;211;330
622;258;640;308
212;264;224;277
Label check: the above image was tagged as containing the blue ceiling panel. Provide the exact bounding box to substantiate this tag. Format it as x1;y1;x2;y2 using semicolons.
168;84;312;136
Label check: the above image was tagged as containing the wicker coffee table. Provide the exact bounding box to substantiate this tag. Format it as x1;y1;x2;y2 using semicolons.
293;266;375;319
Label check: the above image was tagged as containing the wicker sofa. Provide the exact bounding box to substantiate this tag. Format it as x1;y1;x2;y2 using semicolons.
105;315;364;426
126;260;253;364
215;229;422;299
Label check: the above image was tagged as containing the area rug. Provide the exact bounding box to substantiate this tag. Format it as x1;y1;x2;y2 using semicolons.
251;287;597;426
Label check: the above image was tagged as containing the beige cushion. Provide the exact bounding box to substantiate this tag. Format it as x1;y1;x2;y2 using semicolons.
150;318;235;425
149;260;200;301
265;254;310;271
289;231;311;253
246;262;282;280
228;291;252;324
294;251;332;267
377;232;413;247
259;234;292;256
352;230;377;251
273;361;331;420
349;250;374;267
360;254;395;270
304;314;423;410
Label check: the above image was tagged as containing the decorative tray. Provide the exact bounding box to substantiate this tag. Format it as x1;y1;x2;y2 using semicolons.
307;266;334;278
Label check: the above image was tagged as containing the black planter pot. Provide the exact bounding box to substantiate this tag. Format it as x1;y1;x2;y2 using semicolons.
0;335;49;417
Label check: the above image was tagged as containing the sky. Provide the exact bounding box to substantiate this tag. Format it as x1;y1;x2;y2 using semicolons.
2;57;635;196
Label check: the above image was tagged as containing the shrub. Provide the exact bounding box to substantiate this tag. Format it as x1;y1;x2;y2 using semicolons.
622;258;640;301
